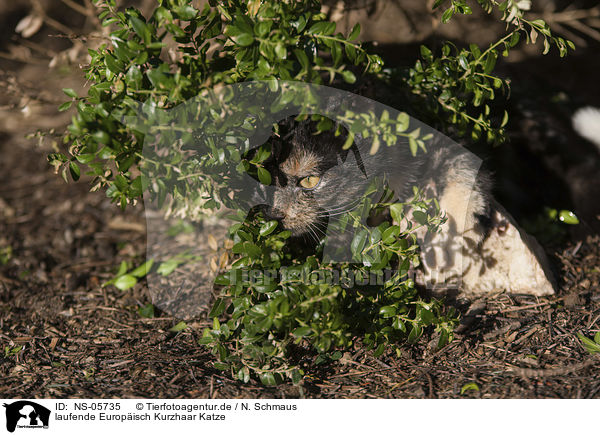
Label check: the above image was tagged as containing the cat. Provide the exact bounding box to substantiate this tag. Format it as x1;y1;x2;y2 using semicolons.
246;116;496;292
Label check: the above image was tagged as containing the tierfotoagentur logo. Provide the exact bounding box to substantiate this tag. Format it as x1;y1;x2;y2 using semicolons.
3;401;50;433
122;80;486;318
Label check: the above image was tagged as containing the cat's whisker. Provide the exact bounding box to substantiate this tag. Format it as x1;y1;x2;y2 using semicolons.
308;222;324;237
316;197;365;214
304;223;321;244
316;201;364;218
316;204;355;215
310;222;327;237
316;198;364;215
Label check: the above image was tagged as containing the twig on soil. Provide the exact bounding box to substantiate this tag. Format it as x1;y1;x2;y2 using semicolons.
0;274;20;285
505;355;600;378
493;297;565;314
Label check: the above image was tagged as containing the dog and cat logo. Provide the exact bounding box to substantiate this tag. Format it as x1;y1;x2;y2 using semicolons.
3;401;50;433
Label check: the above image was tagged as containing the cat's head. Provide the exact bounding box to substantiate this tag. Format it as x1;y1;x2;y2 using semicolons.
247;118;370;239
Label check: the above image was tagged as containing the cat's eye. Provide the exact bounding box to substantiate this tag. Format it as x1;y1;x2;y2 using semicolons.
299;176;321;189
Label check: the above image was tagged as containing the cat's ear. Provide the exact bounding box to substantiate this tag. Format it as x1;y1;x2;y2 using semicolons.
333;127;368;178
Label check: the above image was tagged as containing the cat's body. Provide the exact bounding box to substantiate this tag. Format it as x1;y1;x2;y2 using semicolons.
245;114;558;297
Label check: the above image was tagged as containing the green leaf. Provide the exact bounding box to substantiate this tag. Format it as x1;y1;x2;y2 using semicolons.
441;8;454;23
351;229;368;256
238;367;251;383
509;31;521;48
58;101;73;112
214;274;230;286
294;49;309;70
213;362;229;371
409;137;418;156
483;52;497;74
438;329;450;348
348;23;360;41
420;45;432;59
69;161;80;181
104;54;123;74
157;259;181;276
390;203;403;223
169;321;187;332
234;33;254;47
308;21;334;35
209;298;227;318
138;303;155;318
373;343;385;357
341;70;356;84
257;167;271;185
259;220;278;237
175;5;197;20
419;308;435;325
114;274;137;291
392;317;406;332
379;306;397;318
382;226;399;243
342;131;355;149
460;382;479;394
501;110;509;127
407;323;422;343
92;130;110;145
116;260;128;277
293;326;312;337
413;210;427;225
274;43;286;59
130;16;151;45
259;372;277;386
558;210;579;225
75;153;95;164
530;19;546;29
62;88;77;98
131;259;154;278
396;112;409;132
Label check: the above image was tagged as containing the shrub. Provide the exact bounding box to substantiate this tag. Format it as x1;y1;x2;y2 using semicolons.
51;0;572;384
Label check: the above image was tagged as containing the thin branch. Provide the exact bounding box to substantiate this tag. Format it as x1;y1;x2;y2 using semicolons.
59;0;95;17
566;18;600;42
31;0;77;36
0;51;48;65
543;7;600;23
13;37;57;58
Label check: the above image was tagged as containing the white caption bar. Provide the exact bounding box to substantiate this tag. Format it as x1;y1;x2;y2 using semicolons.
0;399;594;435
